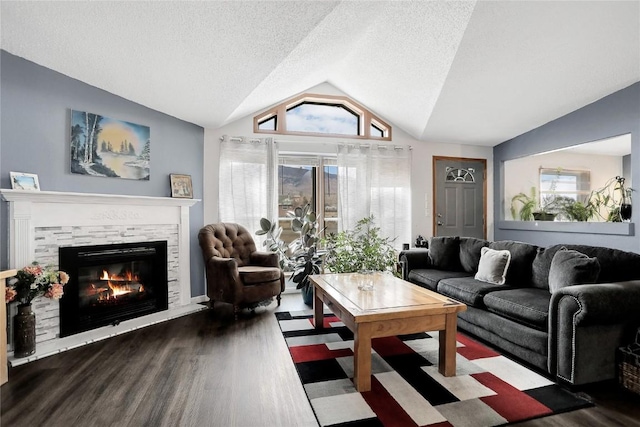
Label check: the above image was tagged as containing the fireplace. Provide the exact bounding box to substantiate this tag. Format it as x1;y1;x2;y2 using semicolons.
59;241;168;337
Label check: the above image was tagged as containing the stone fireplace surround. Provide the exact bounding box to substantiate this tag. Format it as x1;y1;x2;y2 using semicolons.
1;189;203;366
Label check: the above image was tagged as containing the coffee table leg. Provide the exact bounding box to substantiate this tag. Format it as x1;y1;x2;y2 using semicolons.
354;323;372;391
313;285;324;330
439;313;457;376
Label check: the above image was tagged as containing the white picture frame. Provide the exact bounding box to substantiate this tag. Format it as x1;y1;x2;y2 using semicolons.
9;172;40;191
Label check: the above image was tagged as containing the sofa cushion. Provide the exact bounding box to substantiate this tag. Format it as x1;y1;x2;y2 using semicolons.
489;240;538;286
475;247;511;285
408;269;471;291
561;244;640;283
483;288;551;331
548;249;600;293
429;236;462;271
437;276;509;308
531;244;565;290
459;237;491;274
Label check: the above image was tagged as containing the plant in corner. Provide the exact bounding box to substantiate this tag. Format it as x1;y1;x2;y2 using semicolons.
287;204;323;306
322;215;397;275
255;204;322;305
255;218;290;270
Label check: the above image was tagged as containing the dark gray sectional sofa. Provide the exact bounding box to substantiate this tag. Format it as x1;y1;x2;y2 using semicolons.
400;237;640;385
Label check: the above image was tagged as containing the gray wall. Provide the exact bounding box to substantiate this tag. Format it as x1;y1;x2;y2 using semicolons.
494;82;640;252
0;50;206;297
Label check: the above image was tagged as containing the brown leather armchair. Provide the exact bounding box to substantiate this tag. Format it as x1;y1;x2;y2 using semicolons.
198;223;284;317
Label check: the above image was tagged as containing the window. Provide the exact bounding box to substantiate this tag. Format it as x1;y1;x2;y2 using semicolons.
278;155;337;244
258;115;277;131
286;102;359;135
539;168;590;206
254;93;391;140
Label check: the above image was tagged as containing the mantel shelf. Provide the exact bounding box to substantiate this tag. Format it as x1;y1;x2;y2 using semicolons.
497;220;634;236
0;189;200;207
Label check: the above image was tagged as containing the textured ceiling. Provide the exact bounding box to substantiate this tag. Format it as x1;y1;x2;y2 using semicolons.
1;1;639;146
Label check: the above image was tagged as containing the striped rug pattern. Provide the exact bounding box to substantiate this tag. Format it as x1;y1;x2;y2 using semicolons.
277;311;592;427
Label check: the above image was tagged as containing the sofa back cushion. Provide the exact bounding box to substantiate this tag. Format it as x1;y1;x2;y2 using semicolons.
548;248;601;292
531;244;565;289
561;244;640;283
489;240;538;286
459;237;491;274
429;236;462;271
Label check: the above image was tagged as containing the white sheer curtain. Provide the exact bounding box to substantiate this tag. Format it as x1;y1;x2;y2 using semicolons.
218;135;278;237
337;144;411;249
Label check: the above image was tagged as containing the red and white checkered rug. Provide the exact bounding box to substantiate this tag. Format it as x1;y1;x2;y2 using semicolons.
277;311;592;427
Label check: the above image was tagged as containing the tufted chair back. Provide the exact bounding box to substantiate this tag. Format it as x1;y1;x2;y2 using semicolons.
199;223;257;267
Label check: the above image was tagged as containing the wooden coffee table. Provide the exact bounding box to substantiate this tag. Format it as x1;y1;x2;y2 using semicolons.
310;272;466;392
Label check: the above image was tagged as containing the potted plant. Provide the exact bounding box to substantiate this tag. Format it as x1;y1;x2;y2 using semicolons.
510;187;557;221
566;176;634;222
322;216;397;275
287;204;323;305
255;218;289;270
255;204;323;306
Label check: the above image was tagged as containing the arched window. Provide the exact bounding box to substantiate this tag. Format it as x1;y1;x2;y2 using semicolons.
254;93;391;140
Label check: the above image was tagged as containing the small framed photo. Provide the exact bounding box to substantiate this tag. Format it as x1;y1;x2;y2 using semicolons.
170;174;193;198
10;172;40;191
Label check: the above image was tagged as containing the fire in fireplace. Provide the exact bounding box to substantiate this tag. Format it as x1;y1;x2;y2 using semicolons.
59;241;168;337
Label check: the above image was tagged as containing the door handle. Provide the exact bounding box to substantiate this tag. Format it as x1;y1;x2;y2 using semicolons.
437;221;443;226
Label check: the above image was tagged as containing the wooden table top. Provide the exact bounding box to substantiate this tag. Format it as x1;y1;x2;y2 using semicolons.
310;273;466;322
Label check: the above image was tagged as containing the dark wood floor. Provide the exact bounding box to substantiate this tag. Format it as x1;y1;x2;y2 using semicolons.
2;293;640;427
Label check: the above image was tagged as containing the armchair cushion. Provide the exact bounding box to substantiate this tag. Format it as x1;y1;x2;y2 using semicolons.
238;266;282;285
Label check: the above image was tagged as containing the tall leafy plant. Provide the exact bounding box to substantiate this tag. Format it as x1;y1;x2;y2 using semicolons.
255;218;289;269
323;216;397;275
288;204;323;290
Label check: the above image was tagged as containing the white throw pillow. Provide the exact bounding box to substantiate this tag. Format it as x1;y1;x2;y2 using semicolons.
475;247;511;285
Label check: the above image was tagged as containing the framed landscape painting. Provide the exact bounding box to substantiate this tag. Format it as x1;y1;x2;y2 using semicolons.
70;110;150;180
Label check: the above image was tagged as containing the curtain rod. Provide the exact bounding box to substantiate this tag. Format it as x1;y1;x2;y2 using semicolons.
221;135;411;150
276;139;411;150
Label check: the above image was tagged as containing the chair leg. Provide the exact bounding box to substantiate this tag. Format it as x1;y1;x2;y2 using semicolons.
277;293;282;307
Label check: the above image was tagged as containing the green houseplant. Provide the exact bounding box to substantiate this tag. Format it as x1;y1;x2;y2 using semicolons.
257;204;322;306
287;204;323;305
323;216;397;275
510;187;558;221
556;176;634;222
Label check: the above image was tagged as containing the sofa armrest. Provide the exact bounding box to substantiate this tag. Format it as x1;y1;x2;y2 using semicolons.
250;251;280;268
551;281;640;326
399;249;431;279
548;280;640;384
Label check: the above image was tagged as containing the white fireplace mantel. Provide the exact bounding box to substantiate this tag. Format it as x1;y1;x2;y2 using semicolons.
0;188;200;206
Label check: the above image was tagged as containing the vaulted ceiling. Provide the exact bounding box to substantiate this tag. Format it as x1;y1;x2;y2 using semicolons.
1;1;638;146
